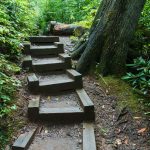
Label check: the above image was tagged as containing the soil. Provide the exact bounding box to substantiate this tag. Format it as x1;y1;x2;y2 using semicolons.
83;75;150;150
37;71;73;83
28;123;82;150
40;91;81;108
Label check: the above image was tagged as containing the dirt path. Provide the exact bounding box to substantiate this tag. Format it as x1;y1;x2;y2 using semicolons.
61;36;150;150
10;36;150;150
83;76;150;150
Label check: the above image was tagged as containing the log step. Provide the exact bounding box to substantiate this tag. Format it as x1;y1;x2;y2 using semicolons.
23;54;72;72
12;128;37;150
32;56;71;72
32;57;65;71
83;122;96;150
30;44;64;56
22;55;32;68
39;107;84;121
76;89;95;120
28;90;95;122
30;36;59;43
27;70;83;93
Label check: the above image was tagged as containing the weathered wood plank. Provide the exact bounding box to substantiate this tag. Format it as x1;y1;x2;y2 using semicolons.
22;55;32;68
30;36;59;43
28;96;40;119
83;123;96;150
76;89;95;120
12;128;37;150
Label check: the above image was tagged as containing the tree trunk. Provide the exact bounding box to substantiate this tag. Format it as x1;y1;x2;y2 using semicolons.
76;0;146;76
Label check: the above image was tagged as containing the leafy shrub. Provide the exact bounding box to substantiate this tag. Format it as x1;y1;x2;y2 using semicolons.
0;0;37;57
0;54;21;149
0;54;21;117
31;0;100;33
130;1;150;59
122;57;150;97
140;0;150;30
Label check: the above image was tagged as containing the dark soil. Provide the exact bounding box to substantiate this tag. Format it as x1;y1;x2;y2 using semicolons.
40;91;81;108
83;75;150;150
28;123;82;150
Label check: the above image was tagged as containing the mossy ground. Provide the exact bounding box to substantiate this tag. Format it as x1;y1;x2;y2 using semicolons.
95;74;145;113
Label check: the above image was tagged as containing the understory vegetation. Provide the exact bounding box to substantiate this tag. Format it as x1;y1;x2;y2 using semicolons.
0;0;150;149
0;0;37;149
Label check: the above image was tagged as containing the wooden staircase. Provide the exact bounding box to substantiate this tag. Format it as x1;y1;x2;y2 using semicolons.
12;36;97;150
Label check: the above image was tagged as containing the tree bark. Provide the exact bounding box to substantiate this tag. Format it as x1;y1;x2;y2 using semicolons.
76;0;146;76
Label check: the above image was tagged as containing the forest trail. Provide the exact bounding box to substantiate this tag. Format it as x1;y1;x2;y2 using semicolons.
10;36;150;150
12;36;96;150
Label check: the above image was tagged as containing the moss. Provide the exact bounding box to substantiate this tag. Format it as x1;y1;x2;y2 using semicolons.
97;75;144;112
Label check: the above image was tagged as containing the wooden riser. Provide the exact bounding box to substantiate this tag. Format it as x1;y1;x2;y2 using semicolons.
23;42;64;56
27;70;83;93
22;54;72;72
12;128;37;150
39;107;84;122
29;36;59;43
27;89;95;122
39;81;83;93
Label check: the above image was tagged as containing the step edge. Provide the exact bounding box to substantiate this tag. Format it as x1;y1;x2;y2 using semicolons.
83;122;96;150
12;128;38;150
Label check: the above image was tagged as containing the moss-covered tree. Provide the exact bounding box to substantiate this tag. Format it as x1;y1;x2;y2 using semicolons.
72;0;146;76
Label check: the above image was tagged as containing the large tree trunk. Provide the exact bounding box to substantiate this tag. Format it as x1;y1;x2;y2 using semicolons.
75;0;146;76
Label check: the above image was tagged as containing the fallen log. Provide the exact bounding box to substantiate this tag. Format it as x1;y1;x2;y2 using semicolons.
48;21;86;36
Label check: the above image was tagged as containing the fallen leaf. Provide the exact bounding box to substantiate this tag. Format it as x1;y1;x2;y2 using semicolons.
134;116;142;120
138;128;146;134
114;139;122;148
45;130;48;134
124;138;128;145
47;96;51;100
56;98;59;101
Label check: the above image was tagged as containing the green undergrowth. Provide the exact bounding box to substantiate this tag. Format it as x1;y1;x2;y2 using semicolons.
95;73;144;113
95;71;150;115
0;54;21;149
0;0;38;149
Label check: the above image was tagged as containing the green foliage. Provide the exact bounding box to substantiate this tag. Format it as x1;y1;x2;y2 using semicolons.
0;54;21;117
0;54;21;149
140;0;150;30
122;57;150;97
0;0;37;57
31;0;99;33
131;1;150;58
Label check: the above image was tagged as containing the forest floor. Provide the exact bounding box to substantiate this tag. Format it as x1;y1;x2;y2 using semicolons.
8;36;150;150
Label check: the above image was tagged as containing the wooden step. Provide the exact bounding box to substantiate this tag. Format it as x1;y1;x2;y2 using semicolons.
27;70;83;93
12;128;37;150
28;96;40;119
28;90;94;122
30;44;64;56
38;73;75;92
30;36;59;43
83;123;96;150
22;55;32;68
39;107;84;121
22;54;71;71
76;89;95;121
32;55;71;72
